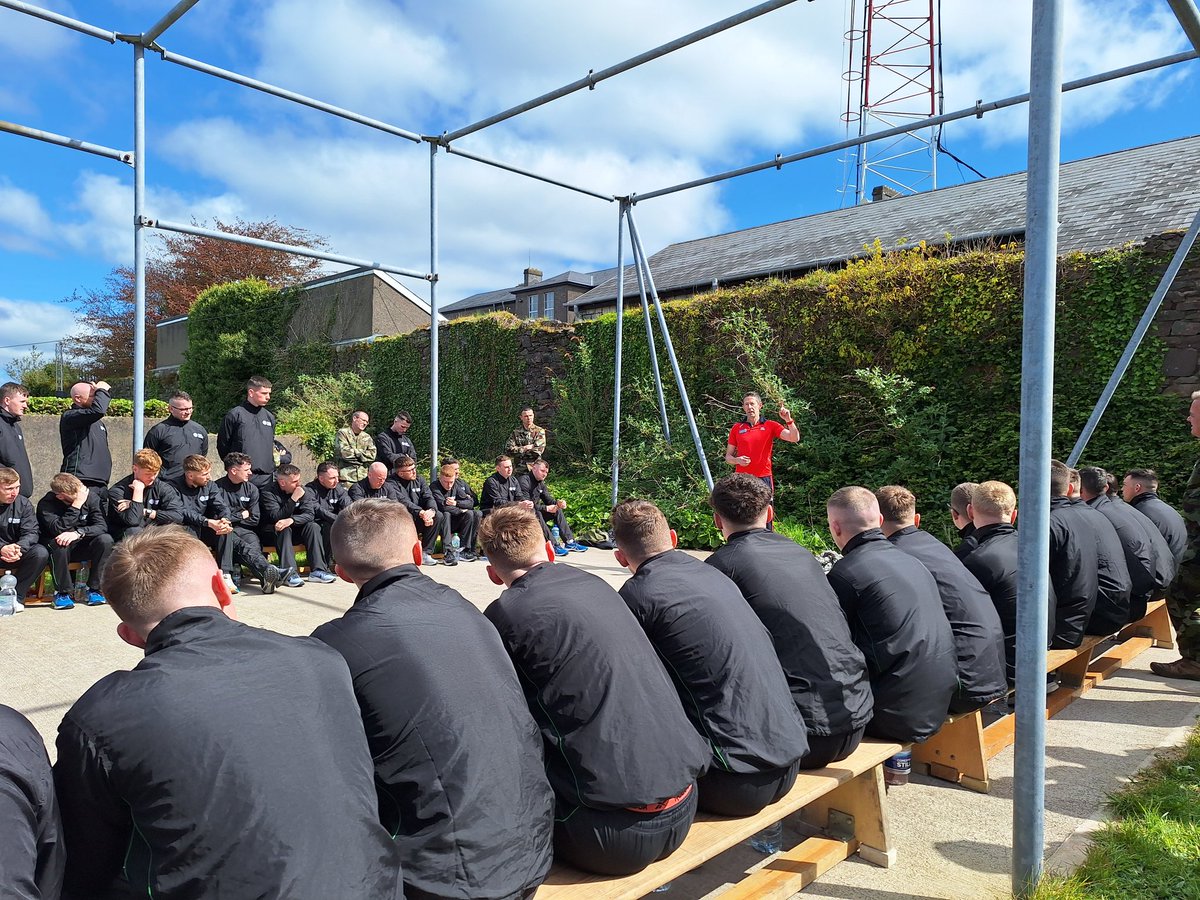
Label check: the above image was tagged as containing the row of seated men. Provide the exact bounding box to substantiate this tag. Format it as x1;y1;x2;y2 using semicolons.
7;472;1002;898
947;461;1186;682
4;464;1185;898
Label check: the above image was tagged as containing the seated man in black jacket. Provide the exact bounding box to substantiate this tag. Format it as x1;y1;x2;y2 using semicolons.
612;499;808;816
349;462;399;502
393;456;453;567
961;481;1057;685
707;474;873;768
106;449;184;542
259;464;335;586
168;455;234;589
37;473;114;609
482;506;710;876
53;526;404;899
212;452;286;594
950;482;979;559
0;467;50;609
0;704;64;900
481;455;529;516
518;458;588;554
430;458;481;561
877;485;1007;713
1123;468;1187;572
313;499;554;899
1058;461;1132;637
825;486;957;743
307;461;350;568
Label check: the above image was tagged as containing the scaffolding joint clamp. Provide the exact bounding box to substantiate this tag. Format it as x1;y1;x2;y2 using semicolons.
121;152;135;167
975;99;984;118
586;69;597;90
775;153;783;170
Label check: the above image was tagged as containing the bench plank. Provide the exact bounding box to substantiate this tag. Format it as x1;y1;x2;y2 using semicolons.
535;740;900;899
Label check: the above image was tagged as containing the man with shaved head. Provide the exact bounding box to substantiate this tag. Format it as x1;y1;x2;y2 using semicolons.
60;379;113;509
349;461;399;502
53;526;403;898
313;499;554;899
825;486;957;743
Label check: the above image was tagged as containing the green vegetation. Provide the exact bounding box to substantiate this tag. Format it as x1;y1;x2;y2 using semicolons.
274;373;374;462
1033;723;1200;900
26;397;169;417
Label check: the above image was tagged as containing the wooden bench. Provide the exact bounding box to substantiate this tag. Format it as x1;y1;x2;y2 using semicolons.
25;561;86;605
535;738;901;899
912;598;1175;793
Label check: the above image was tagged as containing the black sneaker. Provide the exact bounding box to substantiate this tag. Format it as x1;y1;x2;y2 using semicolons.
261;564;283;595
460;550;478;562
443;551;458;567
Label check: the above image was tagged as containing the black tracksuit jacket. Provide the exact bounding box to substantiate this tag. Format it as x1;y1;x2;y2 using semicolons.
166;475;230;536
106;476;185;536
59;389;112;485
217;401;276;477
0;409;33;497
827;529;958;743
1130;491;1188;575
374;430;418;469
1086;494;1172;622
36;489;108;541
307;479;351;525
481;473;526;514
1065;499;1132;636
0;705;64;900
144;417;210;482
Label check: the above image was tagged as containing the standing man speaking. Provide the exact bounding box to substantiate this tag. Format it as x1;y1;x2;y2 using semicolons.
725;392;800;502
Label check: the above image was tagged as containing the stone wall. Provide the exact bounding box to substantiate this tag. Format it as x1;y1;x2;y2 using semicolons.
1145;230;1200;396
517;324;578;426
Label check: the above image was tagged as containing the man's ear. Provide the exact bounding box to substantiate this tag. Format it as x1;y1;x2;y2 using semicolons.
966;503;975;522
712;511;724;533
334;563;355;584
876;513;884;527
544;540;555;564
1010;507;1018;524
614;547;630;570
486;564;505;586
913;512;921;528
669;529;678;548
117;622;147;649
211;569;237;620
412;542;423;566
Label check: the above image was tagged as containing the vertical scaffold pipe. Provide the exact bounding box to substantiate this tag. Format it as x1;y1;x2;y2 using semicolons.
429;142;440;478
611;203;628;507
132;44;147;446
631;230;671;445
1013;0;1063;895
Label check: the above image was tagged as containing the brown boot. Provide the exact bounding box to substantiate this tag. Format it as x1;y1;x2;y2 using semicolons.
1149;658;1200;681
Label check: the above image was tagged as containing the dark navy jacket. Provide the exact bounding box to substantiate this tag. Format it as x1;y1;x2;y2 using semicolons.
1130;491;1187;572
430;477;478;512
0;409;33;497
620;549;809;772
481;473;526;514
314;566;554;899
217;401;276;477
827;529;958;742
307;479;351;525
1048;495;1099;648
0;705;64;900
59;388;112;485
36;489;109;541
888;526;1008;709
54;607;404;899
166;475;230;536
485;563;710;809
144;417;210;482
1086;494;1171;622
707;528;873;737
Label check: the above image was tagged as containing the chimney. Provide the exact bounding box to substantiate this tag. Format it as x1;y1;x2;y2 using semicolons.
523;267;543;286
871;185;901;203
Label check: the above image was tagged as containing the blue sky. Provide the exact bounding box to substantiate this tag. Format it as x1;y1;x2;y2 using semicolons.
1;0;1197;380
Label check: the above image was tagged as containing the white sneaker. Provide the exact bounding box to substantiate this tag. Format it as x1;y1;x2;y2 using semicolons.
221;573;240;595
13;599;24;613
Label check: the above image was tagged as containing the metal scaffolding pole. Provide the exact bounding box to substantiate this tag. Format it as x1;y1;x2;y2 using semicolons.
611;203;628;507
429;141;441;479
1013;0;1063;894
132;44;148;446
158;50;424;143
1067;209;1200;466
634;48;1197;202
0;119;132;164
141;0;200;46
630;225;671;445
443;144;614;202
141;218;430;281
443;0;802;142
625;208;715;490
0;0;116;42
1167;0;1200;51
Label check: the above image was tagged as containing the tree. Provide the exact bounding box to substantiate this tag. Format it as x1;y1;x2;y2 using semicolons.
64;218;329;374
5;346;87;395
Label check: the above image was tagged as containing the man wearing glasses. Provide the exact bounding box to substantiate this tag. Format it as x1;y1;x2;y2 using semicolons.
144;391;210;482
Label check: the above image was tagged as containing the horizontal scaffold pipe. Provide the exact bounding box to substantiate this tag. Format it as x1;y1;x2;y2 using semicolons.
0;0;116;42
634;49;1199;202
141;0;201;47
0;118;132;164
143;217;431;281
443;144;615;201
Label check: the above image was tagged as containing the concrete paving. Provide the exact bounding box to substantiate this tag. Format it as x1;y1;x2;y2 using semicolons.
3;549;1198;899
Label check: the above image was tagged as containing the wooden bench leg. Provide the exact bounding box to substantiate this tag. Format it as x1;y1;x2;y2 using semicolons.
1126;601;1175;650
800;766;895;869
912;712;990;793
1055;651;1093;688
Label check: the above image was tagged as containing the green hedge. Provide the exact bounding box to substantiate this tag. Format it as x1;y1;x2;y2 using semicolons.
557;241;1193;541
27;397;170;417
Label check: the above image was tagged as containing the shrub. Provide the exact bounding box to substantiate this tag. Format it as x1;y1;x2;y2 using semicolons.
275;373;374;462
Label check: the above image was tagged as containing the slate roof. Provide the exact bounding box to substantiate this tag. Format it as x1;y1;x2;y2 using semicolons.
443;266;618;313
572;134;1200;307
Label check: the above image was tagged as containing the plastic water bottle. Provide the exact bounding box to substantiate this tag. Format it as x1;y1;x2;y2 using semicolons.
0;571;16;618
551;525;564;549
450;533;461;559
748;821;784;854
883;749;912;786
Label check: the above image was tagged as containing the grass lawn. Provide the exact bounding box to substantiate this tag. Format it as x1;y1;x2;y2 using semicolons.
1034;721;1200;899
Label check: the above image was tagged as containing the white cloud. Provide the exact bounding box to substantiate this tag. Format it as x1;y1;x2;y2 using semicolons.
0;180;54;253
0;297;78;380
0;2;78;61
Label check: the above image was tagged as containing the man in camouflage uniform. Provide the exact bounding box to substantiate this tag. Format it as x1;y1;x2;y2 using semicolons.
504;406;546;470
1150;391;1200;681
335;411;376;487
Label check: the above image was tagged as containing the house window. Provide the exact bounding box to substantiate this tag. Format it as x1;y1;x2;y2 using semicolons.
544;292;555;320
528;294;539;319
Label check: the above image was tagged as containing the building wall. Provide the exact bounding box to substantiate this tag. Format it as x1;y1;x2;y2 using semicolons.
289;277;375;344
156;319;188;371
372;279;432;335
1149;231;1200;397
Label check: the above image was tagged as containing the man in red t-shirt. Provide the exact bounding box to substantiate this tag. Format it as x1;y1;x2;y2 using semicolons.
724;392;800;497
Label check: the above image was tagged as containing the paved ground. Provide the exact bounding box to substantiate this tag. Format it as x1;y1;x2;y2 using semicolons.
4;549;1199;899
